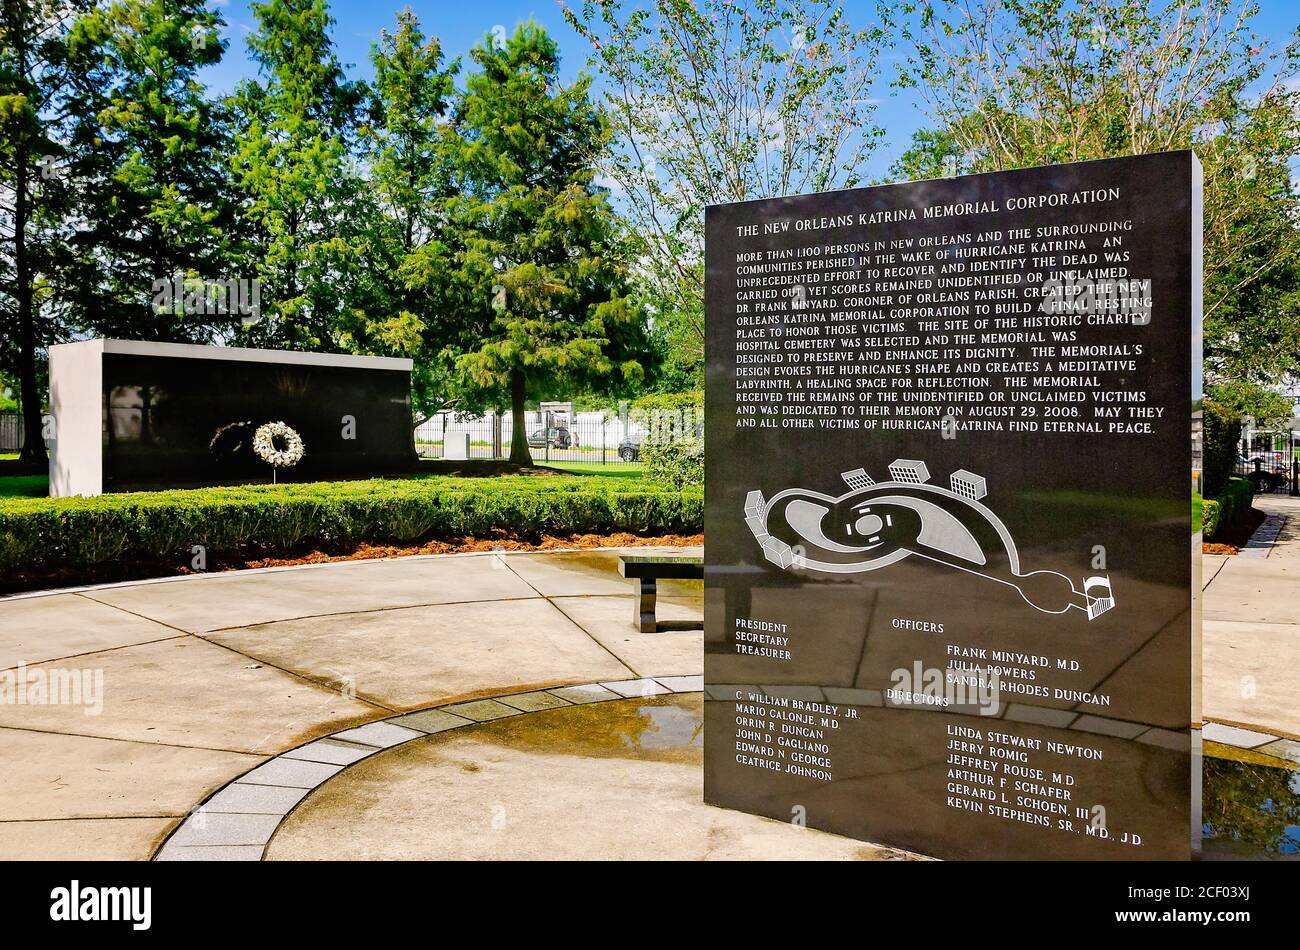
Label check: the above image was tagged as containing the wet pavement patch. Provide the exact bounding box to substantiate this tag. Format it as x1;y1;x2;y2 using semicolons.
262;694;904;861
1202;753;1300;860
437;693;703;765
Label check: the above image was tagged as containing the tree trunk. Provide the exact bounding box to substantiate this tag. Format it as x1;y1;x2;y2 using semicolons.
508;367;532;466
11;4;47;467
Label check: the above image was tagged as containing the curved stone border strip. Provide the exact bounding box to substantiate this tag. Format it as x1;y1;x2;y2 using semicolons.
1238;512;1286;557
154;675;703;861
1203;719;1300;762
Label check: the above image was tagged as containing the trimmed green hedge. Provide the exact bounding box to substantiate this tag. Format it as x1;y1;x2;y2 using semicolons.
630;390;704;413
1202;477;1255;541
1202;498;1218;537
644;440;705;489
1201;400;1242;498
0;477;703;572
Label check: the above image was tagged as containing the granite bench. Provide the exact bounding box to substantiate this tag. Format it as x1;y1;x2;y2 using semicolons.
618;555;704;633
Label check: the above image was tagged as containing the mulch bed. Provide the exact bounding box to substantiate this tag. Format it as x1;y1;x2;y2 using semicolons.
1201;505;1268;556
239;531;703;568
0;531;704;597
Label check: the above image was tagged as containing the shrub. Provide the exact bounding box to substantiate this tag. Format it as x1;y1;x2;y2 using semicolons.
630;390;703;414
0;477;703;573
632;391;704;489
1202;476;1255;540
1201;400;1242;498
644;439;705;489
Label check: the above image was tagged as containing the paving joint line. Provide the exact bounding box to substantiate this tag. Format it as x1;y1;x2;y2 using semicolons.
198;593;545;633
0;721;274;757
493;554;640;679
0;631;188;676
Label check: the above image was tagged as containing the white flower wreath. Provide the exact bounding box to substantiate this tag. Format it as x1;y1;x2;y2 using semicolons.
252;421;305;468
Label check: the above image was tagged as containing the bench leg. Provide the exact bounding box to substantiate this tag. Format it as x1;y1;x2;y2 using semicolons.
635;577;658;633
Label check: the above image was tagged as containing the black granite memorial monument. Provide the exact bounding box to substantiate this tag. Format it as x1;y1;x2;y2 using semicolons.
704;152;1201;860
47;339;418;494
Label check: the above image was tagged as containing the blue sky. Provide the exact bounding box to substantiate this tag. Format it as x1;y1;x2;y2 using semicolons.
201;1;1300;180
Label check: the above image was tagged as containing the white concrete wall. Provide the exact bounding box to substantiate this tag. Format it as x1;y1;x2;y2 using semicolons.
48;339;414;497
443;432;470;460
416;410;646;452
49;340;105;497
98;338;412;372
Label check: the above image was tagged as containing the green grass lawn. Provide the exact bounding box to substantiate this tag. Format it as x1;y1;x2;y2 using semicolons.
538;462;643;479
0;474;48;498
415;440;496;449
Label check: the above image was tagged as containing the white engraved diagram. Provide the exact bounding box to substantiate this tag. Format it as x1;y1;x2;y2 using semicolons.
744;459;1116;622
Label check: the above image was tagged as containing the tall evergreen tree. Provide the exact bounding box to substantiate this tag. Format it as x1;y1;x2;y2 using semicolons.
437;22;644;464
62;0;231;341
228;0;360;349
0;0;89;464
346;8;458;422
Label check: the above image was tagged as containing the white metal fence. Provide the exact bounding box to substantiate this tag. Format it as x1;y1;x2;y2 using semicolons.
415;408;647;466
0;413;23;453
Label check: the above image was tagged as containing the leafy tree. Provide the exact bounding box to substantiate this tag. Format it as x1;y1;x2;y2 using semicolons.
888;127;970;182
564;0;889;386
641;302;702;392
437;22;644;464
0;370;17;411
896;0;1300;413
61;0;232;341
1198;93;1300;403
1203;756;1300;855
360;9;455;264
0;0;89;464
345;8;458;424
1201;398;1244;496
227;0;361;350
1207;380;1294;427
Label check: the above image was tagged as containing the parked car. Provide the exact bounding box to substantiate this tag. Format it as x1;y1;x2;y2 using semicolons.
618;437;640;462
1239;453;1291;492
527;426;572;449
1243;451;1285;465
1249;469;1289;493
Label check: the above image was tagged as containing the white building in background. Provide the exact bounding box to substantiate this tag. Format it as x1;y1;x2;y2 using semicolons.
415;407;647;459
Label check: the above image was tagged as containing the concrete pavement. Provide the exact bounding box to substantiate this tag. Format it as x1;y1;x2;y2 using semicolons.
1203;493;1300;744
0;549;708;859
